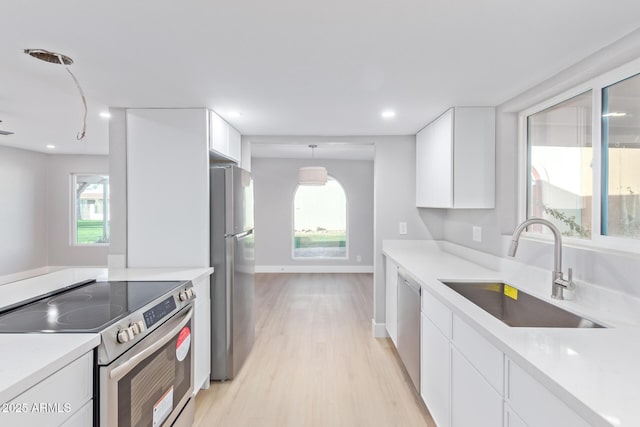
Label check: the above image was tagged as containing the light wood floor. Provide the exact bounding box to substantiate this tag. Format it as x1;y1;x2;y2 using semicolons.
194;273;435;427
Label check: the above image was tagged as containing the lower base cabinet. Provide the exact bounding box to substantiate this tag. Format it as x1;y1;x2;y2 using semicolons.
451;347;503;427
506;360;590;427
504;405;528;427
421;313;450;427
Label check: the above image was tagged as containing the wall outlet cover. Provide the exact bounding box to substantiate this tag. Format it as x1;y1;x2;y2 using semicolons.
399;222;408;235
472;226;482;242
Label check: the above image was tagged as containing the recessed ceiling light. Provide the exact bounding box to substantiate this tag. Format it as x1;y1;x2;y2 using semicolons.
46;144;55;150
228;111;242;118
99;111;112;119
381;110;396;119
602;112;627;117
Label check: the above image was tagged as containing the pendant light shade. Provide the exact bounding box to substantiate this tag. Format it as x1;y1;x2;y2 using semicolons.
298;166;328;185
298;145;328;185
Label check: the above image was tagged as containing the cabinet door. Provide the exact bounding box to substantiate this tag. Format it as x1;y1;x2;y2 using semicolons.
507;360;590;427
385;257;398;345
210;110;229;155
228;125;241;162
505;406;528;427
416;109;453;208
421;313;451;427
193;275;211;393
451;347;503;427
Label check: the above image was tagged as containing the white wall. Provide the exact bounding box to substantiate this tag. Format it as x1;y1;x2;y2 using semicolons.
252;157;374;271
0;146;109;278
47;154;109;267
0;146;48;276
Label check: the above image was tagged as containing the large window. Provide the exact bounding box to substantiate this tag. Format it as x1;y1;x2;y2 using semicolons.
527;92;592;238
522;63;640;249
72;174;110;245
293;177;347;259
602;74;640;239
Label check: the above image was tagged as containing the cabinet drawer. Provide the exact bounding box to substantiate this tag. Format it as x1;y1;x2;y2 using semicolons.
60;400;93;427
3;352;93;427
421;289;451;338
452;313;503;394
507;360;590;427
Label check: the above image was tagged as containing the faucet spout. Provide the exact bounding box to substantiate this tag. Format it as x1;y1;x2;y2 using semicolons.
508;218;573;300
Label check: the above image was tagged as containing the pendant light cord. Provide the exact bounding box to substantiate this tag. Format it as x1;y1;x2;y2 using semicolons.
57;54;87;140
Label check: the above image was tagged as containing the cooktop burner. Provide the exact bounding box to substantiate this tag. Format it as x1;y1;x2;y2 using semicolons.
0;281;183;332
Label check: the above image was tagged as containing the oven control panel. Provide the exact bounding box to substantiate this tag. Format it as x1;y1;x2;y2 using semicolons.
143;296;178;329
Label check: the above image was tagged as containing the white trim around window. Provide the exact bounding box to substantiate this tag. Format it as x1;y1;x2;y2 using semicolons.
518;57;640;254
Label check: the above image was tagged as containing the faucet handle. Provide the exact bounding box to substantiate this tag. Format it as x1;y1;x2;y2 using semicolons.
566;268;575;290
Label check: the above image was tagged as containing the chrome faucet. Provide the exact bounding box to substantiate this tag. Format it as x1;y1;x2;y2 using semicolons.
508;218;575;300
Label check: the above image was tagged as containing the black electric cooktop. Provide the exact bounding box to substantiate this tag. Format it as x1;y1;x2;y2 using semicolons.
0;281;183;333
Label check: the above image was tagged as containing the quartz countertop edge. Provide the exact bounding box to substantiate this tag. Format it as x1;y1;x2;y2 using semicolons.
383;239;637;427
0;267;214;311
0;334;100;404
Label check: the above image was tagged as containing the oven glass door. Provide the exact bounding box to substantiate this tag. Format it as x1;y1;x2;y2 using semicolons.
102;305;194;427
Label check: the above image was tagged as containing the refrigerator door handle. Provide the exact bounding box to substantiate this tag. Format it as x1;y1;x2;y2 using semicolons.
228;229;253;240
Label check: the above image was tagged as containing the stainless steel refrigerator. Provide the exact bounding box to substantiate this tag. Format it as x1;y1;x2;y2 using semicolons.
210;165;255;380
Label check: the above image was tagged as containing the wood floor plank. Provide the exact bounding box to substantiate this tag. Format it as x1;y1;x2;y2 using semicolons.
194;273;435;427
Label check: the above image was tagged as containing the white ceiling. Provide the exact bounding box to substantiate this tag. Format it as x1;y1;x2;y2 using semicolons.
1;1;640;155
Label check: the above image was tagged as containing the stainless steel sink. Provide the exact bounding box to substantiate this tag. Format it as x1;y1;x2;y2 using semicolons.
441;281;605;328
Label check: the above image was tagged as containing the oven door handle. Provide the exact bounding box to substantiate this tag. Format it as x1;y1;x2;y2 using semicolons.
110;306;193;381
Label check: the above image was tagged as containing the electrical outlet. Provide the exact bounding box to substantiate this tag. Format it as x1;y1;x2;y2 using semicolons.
356;255;362;262
472;226;482;242
399;222;408;235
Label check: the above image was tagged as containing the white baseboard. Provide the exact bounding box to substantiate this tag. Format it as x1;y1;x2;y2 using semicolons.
371;319;389;338
255;265;374;273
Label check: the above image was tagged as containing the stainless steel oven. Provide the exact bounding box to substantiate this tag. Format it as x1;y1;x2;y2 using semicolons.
100;304;194;427
0;279;197;427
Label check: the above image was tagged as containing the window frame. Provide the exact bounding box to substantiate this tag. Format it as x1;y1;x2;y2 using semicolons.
70;173;110;247
518;57;640;253
291;175;349;260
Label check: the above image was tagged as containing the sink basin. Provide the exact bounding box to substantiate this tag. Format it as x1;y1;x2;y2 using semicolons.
441;281;605;328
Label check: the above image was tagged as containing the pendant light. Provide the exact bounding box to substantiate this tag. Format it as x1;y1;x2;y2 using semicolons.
298;144;328;186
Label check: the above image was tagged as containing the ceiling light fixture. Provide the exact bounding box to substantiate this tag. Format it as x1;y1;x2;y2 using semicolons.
382;110;396;119
602;112;627;117
298;144;328;186
46;144;56;149
24;48;87;140
99;111;112;119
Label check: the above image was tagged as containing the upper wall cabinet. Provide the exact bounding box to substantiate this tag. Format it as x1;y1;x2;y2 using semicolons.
209;110;241;163
416;107;495;209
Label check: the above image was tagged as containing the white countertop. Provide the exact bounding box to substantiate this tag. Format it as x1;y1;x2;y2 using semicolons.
0;334;100;404
383;240;640;427
0;266;213;402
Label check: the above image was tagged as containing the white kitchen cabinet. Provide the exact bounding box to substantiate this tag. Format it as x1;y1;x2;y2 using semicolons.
193;274;211;393
126;108;210;268
451;313;503;394
506;359;590;427
209;110;241;163
421;313;451;427
3;352;93;427
416;107;495;208
504;405;528;427
385;256;398;345
60;400;92;427
451;347;503;427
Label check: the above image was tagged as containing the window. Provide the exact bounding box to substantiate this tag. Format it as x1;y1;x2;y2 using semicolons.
521;62;640;250
602;73;640;239
293;177;347;259
526;91;592;238
72;174;110;245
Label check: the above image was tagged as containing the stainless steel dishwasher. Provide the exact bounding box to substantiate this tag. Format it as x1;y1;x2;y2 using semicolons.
397;268;421;392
